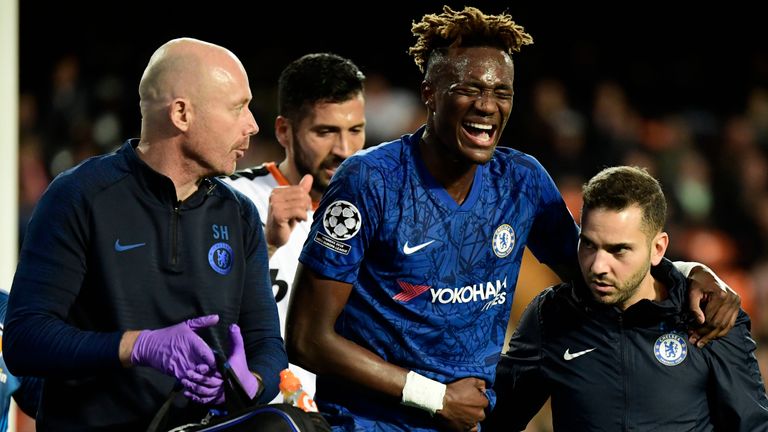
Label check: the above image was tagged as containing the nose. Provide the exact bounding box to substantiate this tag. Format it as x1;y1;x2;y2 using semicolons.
590;250;610;275
474;89;500;114
245;108;259;136
333;131;359;159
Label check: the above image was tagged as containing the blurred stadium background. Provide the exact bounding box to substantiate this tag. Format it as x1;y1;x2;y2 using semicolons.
10;2;768;430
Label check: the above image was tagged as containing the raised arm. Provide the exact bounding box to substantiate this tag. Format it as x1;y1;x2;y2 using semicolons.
265;174;313;253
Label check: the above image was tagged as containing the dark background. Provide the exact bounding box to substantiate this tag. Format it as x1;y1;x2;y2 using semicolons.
20;2;768;140
15;5;768;427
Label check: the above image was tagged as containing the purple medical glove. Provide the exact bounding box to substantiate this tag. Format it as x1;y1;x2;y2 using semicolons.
130;315;219;382
182;363;224;404
226;324;260;400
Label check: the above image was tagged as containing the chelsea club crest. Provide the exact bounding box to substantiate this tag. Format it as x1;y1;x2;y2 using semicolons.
654;333;688;366
208;242;233;275
492;224;515;258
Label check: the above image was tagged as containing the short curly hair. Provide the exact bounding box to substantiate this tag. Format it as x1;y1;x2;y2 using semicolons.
408;6;533;73
278;53;365;122
582;166;668;236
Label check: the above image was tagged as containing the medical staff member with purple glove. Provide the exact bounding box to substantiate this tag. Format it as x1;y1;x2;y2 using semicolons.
5;38;286;431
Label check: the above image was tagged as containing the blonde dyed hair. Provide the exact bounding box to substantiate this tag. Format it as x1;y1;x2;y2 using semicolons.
408;5;533;73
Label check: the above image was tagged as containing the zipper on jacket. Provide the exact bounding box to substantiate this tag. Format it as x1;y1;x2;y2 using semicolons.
619;313;629;431
171;203;180;266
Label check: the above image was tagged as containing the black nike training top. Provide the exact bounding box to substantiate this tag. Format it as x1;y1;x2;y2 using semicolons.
486;259;768;431
5;140;287;431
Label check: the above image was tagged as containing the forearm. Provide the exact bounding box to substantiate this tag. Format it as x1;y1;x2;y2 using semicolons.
245;334;287;403
291;330;409;399
5;186;122;376
119;330;140;367
287;266;410;400
242;234;288;401
5;313;123;376
492;354;549;430
672;260;726;286
6;271;120;376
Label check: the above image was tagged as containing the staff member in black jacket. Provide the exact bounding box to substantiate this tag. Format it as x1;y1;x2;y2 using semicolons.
4;38;287;431
486;165;768;431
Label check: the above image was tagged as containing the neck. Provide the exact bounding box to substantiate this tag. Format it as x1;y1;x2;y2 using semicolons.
277;159;299;185
136;140;201;201
651;277;669;303
621;274;668;311
418;136;476;205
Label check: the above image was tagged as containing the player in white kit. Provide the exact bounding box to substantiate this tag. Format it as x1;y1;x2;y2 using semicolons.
224;53;366;401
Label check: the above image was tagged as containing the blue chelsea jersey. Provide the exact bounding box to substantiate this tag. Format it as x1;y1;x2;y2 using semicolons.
299;127;578;389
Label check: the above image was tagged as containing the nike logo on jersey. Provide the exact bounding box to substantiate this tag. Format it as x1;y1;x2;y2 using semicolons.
403;240;435;255
563;347;596;361
114;239;146;252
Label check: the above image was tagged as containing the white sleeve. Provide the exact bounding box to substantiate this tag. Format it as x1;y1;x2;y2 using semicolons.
673;261;728;289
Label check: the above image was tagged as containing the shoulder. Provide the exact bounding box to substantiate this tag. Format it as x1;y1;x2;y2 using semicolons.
211;178;263;228
53;149;128;190
220;164;276;212
533;283;579;318
532;284;566;307
492;147;549;177
490;147;561;204
352;139;404;168
227;164;272;182
42;150;130;212
331;143;396;186
338;138;413;187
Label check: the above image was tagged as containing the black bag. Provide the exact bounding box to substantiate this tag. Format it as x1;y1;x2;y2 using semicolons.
148;357;330;432
165;403;329;432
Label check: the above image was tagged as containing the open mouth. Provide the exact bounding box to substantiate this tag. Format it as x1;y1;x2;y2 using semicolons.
462;122;496;146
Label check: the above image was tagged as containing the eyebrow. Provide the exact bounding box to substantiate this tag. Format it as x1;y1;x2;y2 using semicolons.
311;121;366;131
579;233;632;250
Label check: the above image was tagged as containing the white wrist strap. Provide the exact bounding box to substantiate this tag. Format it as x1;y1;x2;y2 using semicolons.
674;261;728;289
672;261;698;278
401;371;446;415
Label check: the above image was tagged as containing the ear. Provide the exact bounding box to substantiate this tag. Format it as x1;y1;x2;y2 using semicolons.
275;116;292;150
650;231;669;266
420;80;435;112
169;98;191;132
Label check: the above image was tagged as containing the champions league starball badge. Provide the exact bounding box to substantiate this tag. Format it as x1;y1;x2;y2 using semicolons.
654;333;688;366
323;200;362;241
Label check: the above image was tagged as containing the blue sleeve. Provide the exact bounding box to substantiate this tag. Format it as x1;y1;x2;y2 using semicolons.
0;291;42;418
485;291;551;431
525;161;580;280
299;156;383;283
238;198;288;403
706;310;768;430
5;174;122;377
13;376;43;418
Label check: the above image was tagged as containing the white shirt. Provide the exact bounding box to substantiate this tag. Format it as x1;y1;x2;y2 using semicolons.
223;162;316;402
